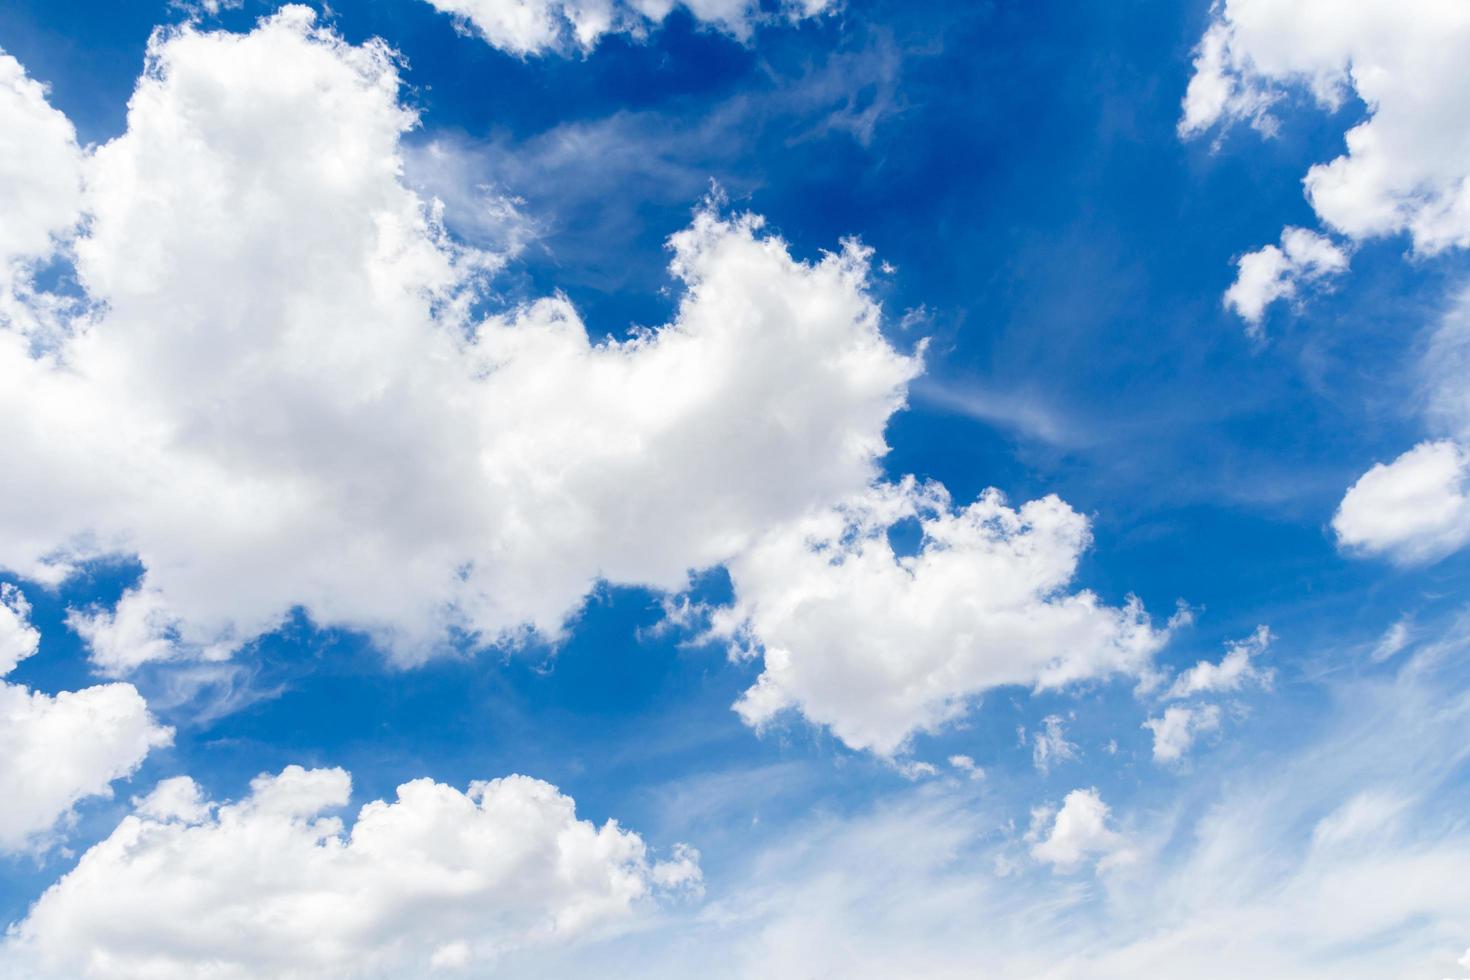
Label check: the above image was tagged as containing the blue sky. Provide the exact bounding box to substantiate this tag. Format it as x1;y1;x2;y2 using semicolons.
2;0;1470;977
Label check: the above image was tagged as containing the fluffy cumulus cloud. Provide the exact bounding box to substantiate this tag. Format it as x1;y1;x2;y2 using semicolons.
1222;227;1348;330
1182;0;1470;254
0;8;918;671
1165;625;1272;699
1335;287;1470;564
1334;440;1470;564
6;765;699;979
0;587;171;853
0;583;40;675
1184;5;1470;560
0;51;83;338
1141;628;1271;764
714;478;1172;756
1028;787;1129;872
421;0;837;57
1143;702;1221;763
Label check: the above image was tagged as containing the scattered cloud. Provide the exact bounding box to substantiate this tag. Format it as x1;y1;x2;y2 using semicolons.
1335;288;1470;565
1222;228;1348;332
421;0;839;57
0;587;171;853
1143;702;1221;763
0;583;40;676
1182;0;1470;254
0;51;84;341
1031;714;1078;774
493;632;1470;979
1165;625;1273;699
1370;617;1412;663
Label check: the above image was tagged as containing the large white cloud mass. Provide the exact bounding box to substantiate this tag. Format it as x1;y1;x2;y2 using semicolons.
6;765;700;979
0;588;171;854
713;478;1171;756
420;0;837;57
0;7;918;670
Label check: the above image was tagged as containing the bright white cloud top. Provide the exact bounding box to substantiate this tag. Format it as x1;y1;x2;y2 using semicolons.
0;7;921;671
1334;440;1470;564
715;479;1171;756
0;588;171;854
421;0;837;56
0;52;83;339
1183;0;1470;328
1183;0;1470;254
1028;787;1129;872
0;584;40;676
1143;702;1220;763
1222;228;1347;333
1331;291;1470;564
7;766;699;978
0;4;1174;768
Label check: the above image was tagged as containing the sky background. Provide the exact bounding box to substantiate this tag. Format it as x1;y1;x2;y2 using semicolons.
2;1;1469;977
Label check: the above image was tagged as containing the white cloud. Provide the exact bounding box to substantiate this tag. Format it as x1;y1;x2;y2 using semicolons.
0;582;41;676
1335;290;1470;565
1334;440;1470;565
1149;629;1271;762
1311;789;1408;848
0;51;84;340
713;478;1172;756
511;631;1470;979
0;588;171;853
1425;289;1470;441
1165;625;1272;699
1182;0;1470;254
0;9;918;671
1222;227;1348;331
169;0;244;17
6;765;700;979
133;775;213;823
1188;8;1470;555
1028;787;1128;872
1371;617;1411;663
0;682;170;853
947;754;983;780
1143;702;1222;763
421;0;837;57
1031;714;1078;774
